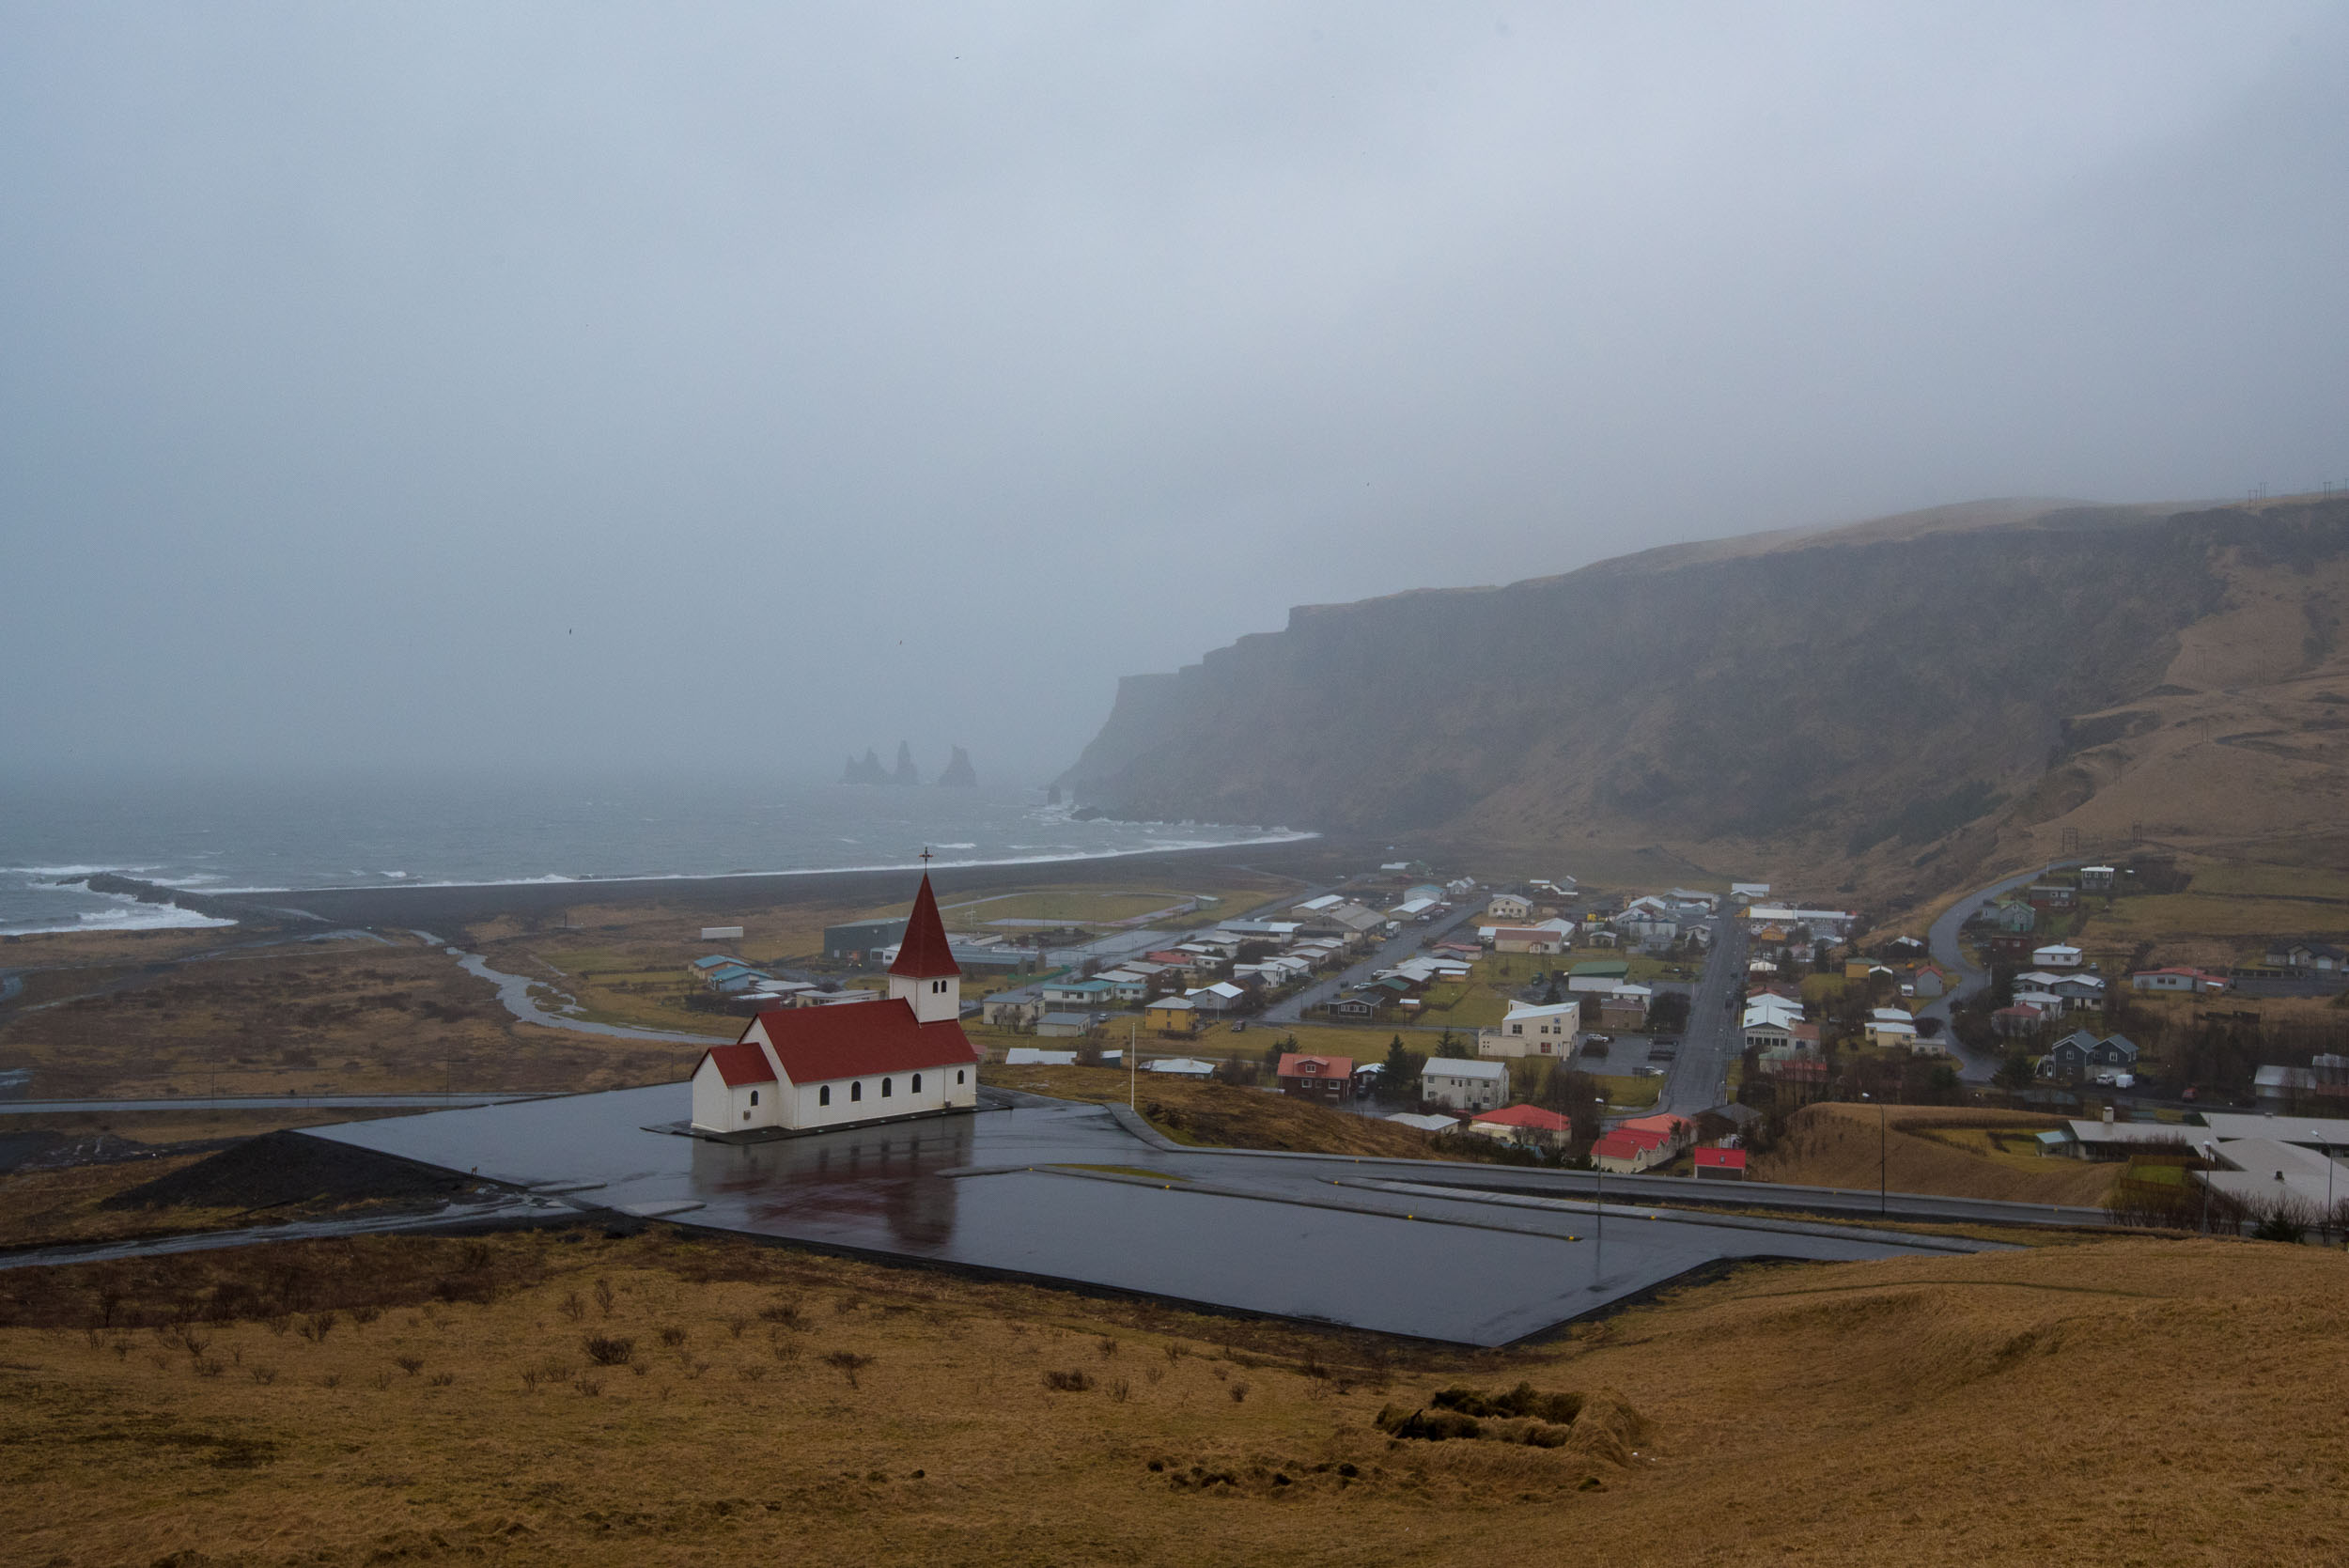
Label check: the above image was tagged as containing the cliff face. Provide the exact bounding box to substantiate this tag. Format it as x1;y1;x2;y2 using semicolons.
1062;498;2349;902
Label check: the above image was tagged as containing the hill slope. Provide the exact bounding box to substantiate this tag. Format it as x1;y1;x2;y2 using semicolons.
1063;495;2349;910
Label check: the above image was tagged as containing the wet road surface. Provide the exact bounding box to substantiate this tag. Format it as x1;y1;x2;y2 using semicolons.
302;1086;2010;1344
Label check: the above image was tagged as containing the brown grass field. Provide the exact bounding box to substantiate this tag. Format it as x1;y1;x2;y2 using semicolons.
977;1063;1444;1158
1752;1104;2123;1207
2;1223;2343;1565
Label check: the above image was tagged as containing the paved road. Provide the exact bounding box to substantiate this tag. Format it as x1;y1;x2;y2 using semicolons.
1263;901;1486;1023
1654;912;1748;1116
1921;859;2079;1080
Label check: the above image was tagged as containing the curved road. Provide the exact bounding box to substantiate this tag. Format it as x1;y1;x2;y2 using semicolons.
1921;859;2080;1080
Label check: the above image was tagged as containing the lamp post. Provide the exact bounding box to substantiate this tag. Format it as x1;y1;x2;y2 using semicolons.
2200;1141;2216;1235
1589;1158;1605;1291
1862;1091;1886;1216
2318;1129;2336;1247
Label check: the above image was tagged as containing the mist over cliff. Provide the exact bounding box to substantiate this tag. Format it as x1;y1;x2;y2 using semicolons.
1062;497;2349;905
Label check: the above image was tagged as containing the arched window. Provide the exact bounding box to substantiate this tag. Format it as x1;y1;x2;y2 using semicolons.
881;1078;893;1097
911;1074;922;1094
750;1090;758;1106
850;1081;862;1102
819;1085;831;1106
957;1069;965;1084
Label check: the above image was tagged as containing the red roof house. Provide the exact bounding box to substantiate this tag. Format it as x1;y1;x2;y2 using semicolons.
1693;1145;1748;1179
1468;1103;1574;1146
1276;1051;1354;1102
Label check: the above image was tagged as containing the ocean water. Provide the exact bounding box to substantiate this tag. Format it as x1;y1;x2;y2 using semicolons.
0;773;1307;936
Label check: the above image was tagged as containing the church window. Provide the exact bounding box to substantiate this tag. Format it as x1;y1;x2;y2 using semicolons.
819;1085;831;1106
881;1078;893;1097
957;1069;965;1084
911;1073;922;1093
850;1081;862;1102
750;1090;758;1106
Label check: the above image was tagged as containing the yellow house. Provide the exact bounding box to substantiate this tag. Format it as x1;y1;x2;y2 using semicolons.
1144;997;1197;1036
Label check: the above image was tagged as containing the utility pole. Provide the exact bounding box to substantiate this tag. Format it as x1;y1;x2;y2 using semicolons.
1129;1018;1137;1109
1590;1160;1605;1291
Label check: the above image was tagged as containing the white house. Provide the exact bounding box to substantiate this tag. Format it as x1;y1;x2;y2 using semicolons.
1486;893;1533;921
1479;1000;1580;1058
1422;1058;1509;1113
690;874;981;1136
2032;943;2087;969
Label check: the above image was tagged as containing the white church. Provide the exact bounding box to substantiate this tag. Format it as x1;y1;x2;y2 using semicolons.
689;872;982;1135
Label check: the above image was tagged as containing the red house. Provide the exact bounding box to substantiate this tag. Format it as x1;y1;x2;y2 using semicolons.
1275;1052;1353;1103
1693;1146;1748;1179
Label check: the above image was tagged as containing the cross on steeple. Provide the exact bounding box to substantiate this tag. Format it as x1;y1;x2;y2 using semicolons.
918;846;934;866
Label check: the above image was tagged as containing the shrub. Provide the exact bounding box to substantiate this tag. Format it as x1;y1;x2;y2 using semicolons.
194;1357;225;1378
299;1312;338;1343
757;1300;808;1331
1228;1382;1249;1405
558;1292;586;1323
428;1372;455;1388
1042;1369;1096;1393
394;1355;425;1376
1097;1337;1118;1358
657;1326;688;1348
582;1335;635;1367
576;1377;603;1397
350;1305;381;1327
822;1351;875;1389
249;1367;278;1386
594;1279;616;1316
1109;1378;1131;1403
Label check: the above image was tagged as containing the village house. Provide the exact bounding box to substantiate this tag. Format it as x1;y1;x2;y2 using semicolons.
2038;1030;2140;1082
1595;990;1649;1032
1276;1051;1353;1104
1034;1011;1100;1038
690;874;980;1136
1480;1000;1579;1058
1693;1145;1748;1179
2130;965;2230;995
1994;1001;2048;1036
1422;1057;1508;1114
1489;924;1566;955
1591;1113;1693;1173
1143;995;1197;1035
1486;893;1533;921
2079;865;2115;891
1567;959;1630;993
1468;1103;1573;1150
981;987;1044;1029
2031;943;2087;969
2266;940;2349;973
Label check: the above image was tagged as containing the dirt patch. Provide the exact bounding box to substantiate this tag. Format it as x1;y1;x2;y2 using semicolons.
101;1131;488;1215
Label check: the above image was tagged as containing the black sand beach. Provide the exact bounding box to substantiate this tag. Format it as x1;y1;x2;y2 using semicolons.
94;836;1368;931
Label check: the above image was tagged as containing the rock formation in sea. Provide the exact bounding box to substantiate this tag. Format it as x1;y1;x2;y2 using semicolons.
893;741;921;786
938;746;978;787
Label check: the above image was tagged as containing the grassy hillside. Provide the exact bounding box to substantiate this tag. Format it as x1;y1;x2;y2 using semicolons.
979;1063;1443;1158
1064;494;2349;918
3;1224;2340;1565
1751;1104;2121;1206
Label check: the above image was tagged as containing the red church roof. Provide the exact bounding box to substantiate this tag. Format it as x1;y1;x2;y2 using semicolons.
701;1041;777;1087
748;998;978;1083
888;874;960;980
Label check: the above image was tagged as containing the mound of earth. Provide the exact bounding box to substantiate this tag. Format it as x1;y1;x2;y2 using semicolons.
100;1130;483;1214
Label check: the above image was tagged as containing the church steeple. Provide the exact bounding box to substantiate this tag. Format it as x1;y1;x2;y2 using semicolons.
888;870;961;1023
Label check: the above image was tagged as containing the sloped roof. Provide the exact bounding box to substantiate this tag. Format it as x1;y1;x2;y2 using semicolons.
1471;1104;1572;1132
888;875;961;979
1277;1052;1353;1078
748;998;978;1082
700;1042;776;1087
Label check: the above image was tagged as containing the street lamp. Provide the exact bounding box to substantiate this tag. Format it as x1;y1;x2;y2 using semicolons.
1589;1157;1606;1292
2200;1141;2217;1235
1861;1091;1886;1216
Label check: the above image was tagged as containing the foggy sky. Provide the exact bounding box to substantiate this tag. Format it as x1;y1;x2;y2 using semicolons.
5;3;2345;786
